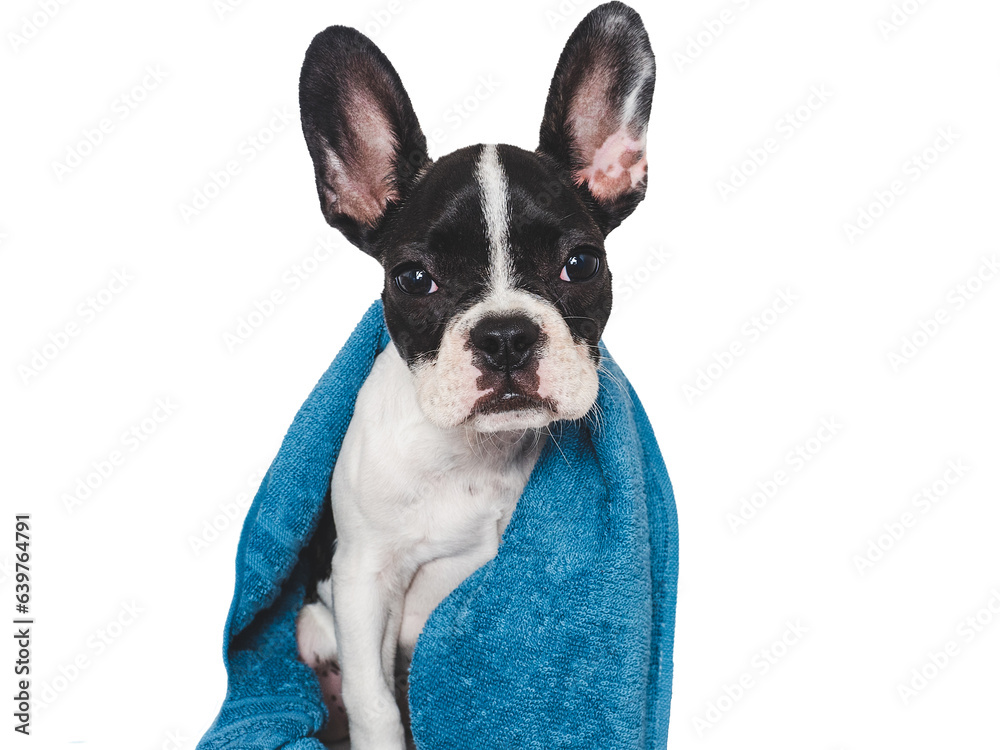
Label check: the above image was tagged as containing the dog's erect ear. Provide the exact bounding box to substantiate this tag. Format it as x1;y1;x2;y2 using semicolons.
300;26;430;255
538;2;655;235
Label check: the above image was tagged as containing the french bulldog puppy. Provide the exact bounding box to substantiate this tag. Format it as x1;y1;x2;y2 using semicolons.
295;4;655;747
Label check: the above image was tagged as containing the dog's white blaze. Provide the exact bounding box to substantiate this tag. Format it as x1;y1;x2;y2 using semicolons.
410;143;597;432
476;144;514;294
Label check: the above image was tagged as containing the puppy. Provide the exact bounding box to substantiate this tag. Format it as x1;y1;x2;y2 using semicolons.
295;3;655;748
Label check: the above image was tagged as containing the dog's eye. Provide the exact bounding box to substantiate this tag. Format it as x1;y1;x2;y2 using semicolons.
395;267;439;295
560;250;601;282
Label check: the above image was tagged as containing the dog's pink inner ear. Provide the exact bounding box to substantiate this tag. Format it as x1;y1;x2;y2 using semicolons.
568;69;648;202
574;127;647;202
323;86;400;228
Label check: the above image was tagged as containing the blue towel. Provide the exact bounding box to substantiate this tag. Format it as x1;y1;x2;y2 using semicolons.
198;300;678;750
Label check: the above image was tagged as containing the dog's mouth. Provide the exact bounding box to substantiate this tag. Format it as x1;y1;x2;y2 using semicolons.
468;382;558;432
467;387;559;434
473;390;556;416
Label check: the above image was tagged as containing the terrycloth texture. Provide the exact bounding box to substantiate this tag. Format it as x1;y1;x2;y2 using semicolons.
198;300;678;750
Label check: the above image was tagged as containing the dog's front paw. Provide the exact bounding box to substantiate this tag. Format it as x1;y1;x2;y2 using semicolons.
346;694;407;750
348;726;407;750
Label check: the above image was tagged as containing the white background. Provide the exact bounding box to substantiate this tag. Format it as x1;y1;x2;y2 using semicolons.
2;0;999;748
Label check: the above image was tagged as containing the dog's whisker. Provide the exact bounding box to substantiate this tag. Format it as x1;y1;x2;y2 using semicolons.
545;424;572;469
596;361;633;408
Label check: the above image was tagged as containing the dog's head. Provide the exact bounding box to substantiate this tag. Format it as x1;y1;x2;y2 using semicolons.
300;2;654;432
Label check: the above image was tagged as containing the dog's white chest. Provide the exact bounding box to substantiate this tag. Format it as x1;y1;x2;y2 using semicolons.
331;345;542;652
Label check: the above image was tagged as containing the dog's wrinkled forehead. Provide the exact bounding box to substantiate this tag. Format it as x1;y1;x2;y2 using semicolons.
376;144;609;363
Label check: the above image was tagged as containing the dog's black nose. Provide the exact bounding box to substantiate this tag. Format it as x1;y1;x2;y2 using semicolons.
470;316;541;372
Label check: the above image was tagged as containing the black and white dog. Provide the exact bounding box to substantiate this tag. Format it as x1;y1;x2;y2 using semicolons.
295;3;655;748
